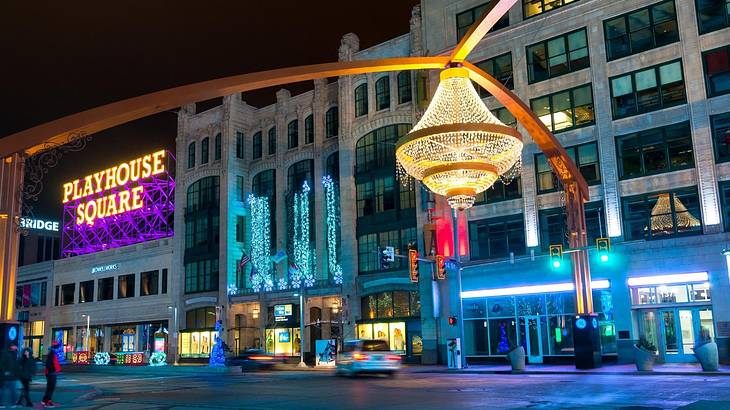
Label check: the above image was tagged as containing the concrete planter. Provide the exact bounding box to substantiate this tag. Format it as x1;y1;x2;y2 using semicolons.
694;341;719;371
507;346;525;372
633;345;657;371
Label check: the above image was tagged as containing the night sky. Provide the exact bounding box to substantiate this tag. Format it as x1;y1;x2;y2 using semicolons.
0;0;419;219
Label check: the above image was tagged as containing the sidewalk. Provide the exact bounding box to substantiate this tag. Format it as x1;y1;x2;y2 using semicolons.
408;362;730;376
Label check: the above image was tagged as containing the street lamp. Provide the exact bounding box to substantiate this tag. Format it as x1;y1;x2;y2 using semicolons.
167;306;178;365
81;314;90;352
293;292;306;368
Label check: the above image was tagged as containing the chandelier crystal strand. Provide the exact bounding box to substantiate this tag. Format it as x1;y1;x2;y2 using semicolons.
395;67;523;210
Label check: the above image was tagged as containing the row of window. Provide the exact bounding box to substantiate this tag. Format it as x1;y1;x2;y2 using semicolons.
54;270;168;306
354;72;412;118
187;133;222;169
250;107;339;160
15;281;47;308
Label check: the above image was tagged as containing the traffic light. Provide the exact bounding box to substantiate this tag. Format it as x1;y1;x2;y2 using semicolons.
549;244;563;269
435;254;446;280
448;316;457;326
380;246;394;269
596;238;610;263
409;249;419;283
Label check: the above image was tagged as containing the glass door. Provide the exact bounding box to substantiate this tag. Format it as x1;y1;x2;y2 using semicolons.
657;308;713;362
522;316;543;364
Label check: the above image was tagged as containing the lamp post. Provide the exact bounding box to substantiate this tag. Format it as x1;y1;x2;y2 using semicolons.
452;209;467;369
294;289;306;368
81;314;90;352
167;306;178;365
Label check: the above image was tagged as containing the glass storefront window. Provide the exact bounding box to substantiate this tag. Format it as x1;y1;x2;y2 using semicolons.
373;323;389;342
548;315;574;355
356;322;406;352
489;318;517;355
546;293;575;315
657;285;689;303
265;328;300;356
699;309;715;342
393;292;409;318
487;297;515;317
377;293;394;318
180;330;218;358
389;323;406;353
358;324;373;340
464;320;489;356
632;282;710;305
691;283;711;302
517;295;545;316
464;299;487;319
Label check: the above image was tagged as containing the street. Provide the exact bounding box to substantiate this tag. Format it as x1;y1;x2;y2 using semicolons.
34;368;730;410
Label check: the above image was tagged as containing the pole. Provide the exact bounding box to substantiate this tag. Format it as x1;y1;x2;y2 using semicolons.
86;315;90;352
298;284;306;367
452;209;467;369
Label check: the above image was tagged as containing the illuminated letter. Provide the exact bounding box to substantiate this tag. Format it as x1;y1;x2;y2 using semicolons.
82;176;94;198
76;204;85;225
129;158;142;182
93;171;105;194
118;190;131;213
95;196;107;220
84;200;97;226
152;150;165;175
117;163;130;186
63;183;74;203
105;167;117;190
106;193;118;216
72;180;82;200
52;222;59;231
131;186;144;210
141;154;152;178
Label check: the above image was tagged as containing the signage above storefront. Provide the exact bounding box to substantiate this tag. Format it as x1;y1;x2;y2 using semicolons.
61;149;175;257
19;218;60;232
274;304;293;322
91;264;119;274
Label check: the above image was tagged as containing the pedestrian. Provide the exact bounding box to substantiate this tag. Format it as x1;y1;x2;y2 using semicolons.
0;344;20;408
17;348;34;407
42;344;60;408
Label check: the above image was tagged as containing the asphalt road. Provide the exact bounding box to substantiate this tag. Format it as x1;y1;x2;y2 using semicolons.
37;369;730;410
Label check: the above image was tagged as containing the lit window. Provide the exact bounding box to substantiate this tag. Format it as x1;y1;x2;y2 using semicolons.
610;60;685;119
536;142;600;193
530;84;594;132
527;29;589;83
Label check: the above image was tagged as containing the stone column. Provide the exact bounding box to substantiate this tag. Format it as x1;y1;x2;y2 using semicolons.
313;79;328;281
0;152;24;323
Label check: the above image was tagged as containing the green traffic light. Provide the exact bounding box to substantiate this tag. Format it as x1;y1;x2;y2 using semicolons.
552;260;561;269
600;254;609;263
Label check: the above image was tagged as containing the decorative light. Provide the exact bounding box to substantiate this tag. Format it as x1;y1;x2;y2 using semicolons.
649;193;701;234
292;181;315;288
252;308;260;319
248;194;274;292
149;352;167;366
395;67;523;210
322;175;343;285
226;283;238;296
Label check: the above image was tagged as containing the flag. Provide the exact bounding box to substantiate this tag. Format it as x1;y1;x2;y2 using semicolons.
236;251;250;274
271;250;288;264
288;261;300;279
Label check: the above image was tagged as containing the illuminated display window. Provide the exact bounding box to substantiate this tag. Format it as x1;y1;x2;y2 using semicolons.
530;84;595;133
356;322;406;353
622;187;702;241
524;0;580;18
631;282;711;305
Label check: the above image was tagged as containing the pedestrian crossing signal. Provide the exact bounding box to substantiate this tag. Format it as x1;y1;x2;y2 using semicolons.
409;249;419;283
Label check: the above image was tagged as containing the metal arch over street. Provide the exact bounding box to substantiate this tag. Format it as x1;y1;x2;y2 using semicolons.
0;0;596;321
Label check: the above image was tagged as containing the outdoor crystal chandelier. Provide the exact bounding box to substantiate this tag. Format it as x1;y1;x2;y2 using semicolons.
395;67;523;211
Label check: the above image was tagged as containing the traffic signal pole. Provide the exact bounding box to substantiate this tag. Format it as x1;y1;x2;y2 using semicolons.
452;208;467;369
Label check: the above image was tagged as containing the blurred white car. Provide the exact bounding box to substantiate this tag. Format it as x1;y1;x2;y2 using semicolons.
336;339;401;376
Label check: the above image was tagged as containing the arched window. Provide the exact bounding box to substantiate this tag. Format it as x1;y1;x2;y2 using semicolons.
187;142;196;169
214;133;221;161
304;114;314;144
287;160;315;260
325;106;338;138
375;76;390;110
253;132;263;159
326;151;339;183
355;124;410;174
397;71;412;104
287;120;299;149
287;159;314;193
354;83;368;117
268;127;277;155
185;307;216;329
184;176;220;293
201;137;209;165
252;169;277;250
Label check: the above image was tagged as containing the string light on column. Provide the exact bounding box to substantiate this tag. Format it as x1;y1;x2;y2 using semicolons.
293;181;315;288
322;175;343;285
248;194;274;292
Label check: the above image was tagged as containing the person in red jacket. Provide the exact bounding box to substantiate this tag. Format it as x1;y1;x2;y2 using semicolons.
42;344;61;408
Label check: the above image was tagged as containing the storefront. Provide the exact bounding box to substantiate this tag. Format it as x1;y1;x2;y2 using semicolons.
22;320;45;359
630;272;715;363
265;303;301;357
461;280;616;363
358;290;422;361
180;307;217;360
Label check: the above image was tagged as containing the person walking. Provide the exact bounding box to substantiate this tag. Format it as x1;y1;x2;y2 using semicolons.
42;344;60;408
16;348;34;408
0;344;20;408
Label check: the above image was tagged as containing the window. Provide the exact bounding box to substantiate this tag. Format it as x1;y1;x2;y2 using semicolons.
711;112;730;162
185;176;220;213
531;84;595;132
361;291;421;320
79;280;94;303
357;181;375;217
399;181;416;210
527;29;589;83
536;142;600;193
610;60;685;119
287;120;298;149
696;0;730;34
357;233;378;272
184;258;219;293
201;137;209;165
214;133;221;161
253;131;262;159
268;127;276;155
287;160;314;193
622;187;702;240
469;214;526;260
604;1;679;61
187;142;196;168
118;274;135;299
140;270;159;296
15;282;47;308
357;229;416;273
355;83;368;117
236;215;245;242
326;152;339;181
703;45;730;97
252;170;277;250
375;177;396;212
161;269;168;294
397;71;412;104
616;121;694;179
60;284;75;306
457;2;508;41
494;107;517;127
305;114;314;144
326;106;338;137
524;0;580;18
719;180;730;231
355;124;410;173
475;53;513;96
98;277;114;301
236;175;244;201
375;76;390;111
474;177;522;204
539;201;606;250
236;131;244;159
185;307;217;329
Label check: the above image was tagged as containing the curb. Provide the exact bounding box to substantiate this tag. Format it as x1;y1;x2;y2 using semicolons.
413;369;730;376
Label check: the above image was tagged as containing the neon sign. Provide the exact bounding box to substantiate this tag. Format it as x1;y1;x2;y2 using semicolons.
19;218;60;232
61;150;175;257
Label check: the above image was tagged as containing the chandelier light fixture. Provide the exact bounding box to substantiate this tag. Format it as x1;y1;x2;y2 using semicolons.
650;193;701;234
395;67;523;210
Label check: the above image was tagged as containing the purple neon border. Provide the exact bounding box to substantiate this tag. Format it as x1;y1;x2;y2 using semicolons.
61;151;175;257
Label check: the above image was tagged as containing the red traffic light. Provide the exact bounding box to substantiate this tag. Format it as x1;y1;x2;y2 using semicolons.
448;316;457;326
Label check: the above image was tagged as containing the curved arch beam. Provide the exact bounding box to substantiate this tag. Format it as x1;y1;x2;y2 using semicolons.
451;0;518;62
463;61;589;200
1;56;451;158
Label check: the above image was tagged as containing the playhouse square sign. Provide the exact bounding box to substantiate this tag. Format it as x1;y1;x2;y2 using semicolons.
62;150;166;226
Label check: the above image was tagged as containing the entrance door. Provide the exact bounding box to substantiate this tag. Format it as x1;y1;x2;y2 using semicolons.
523;316;543;364
639;307;713;362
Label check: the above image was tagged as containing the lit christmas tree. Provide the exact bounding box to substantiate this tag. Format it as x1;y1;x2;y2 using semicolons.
497;322;510;354
209;320;226;367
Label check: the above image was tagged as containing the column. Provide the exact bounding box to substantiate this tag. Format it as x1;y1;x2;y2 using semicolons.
0;153;24;324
